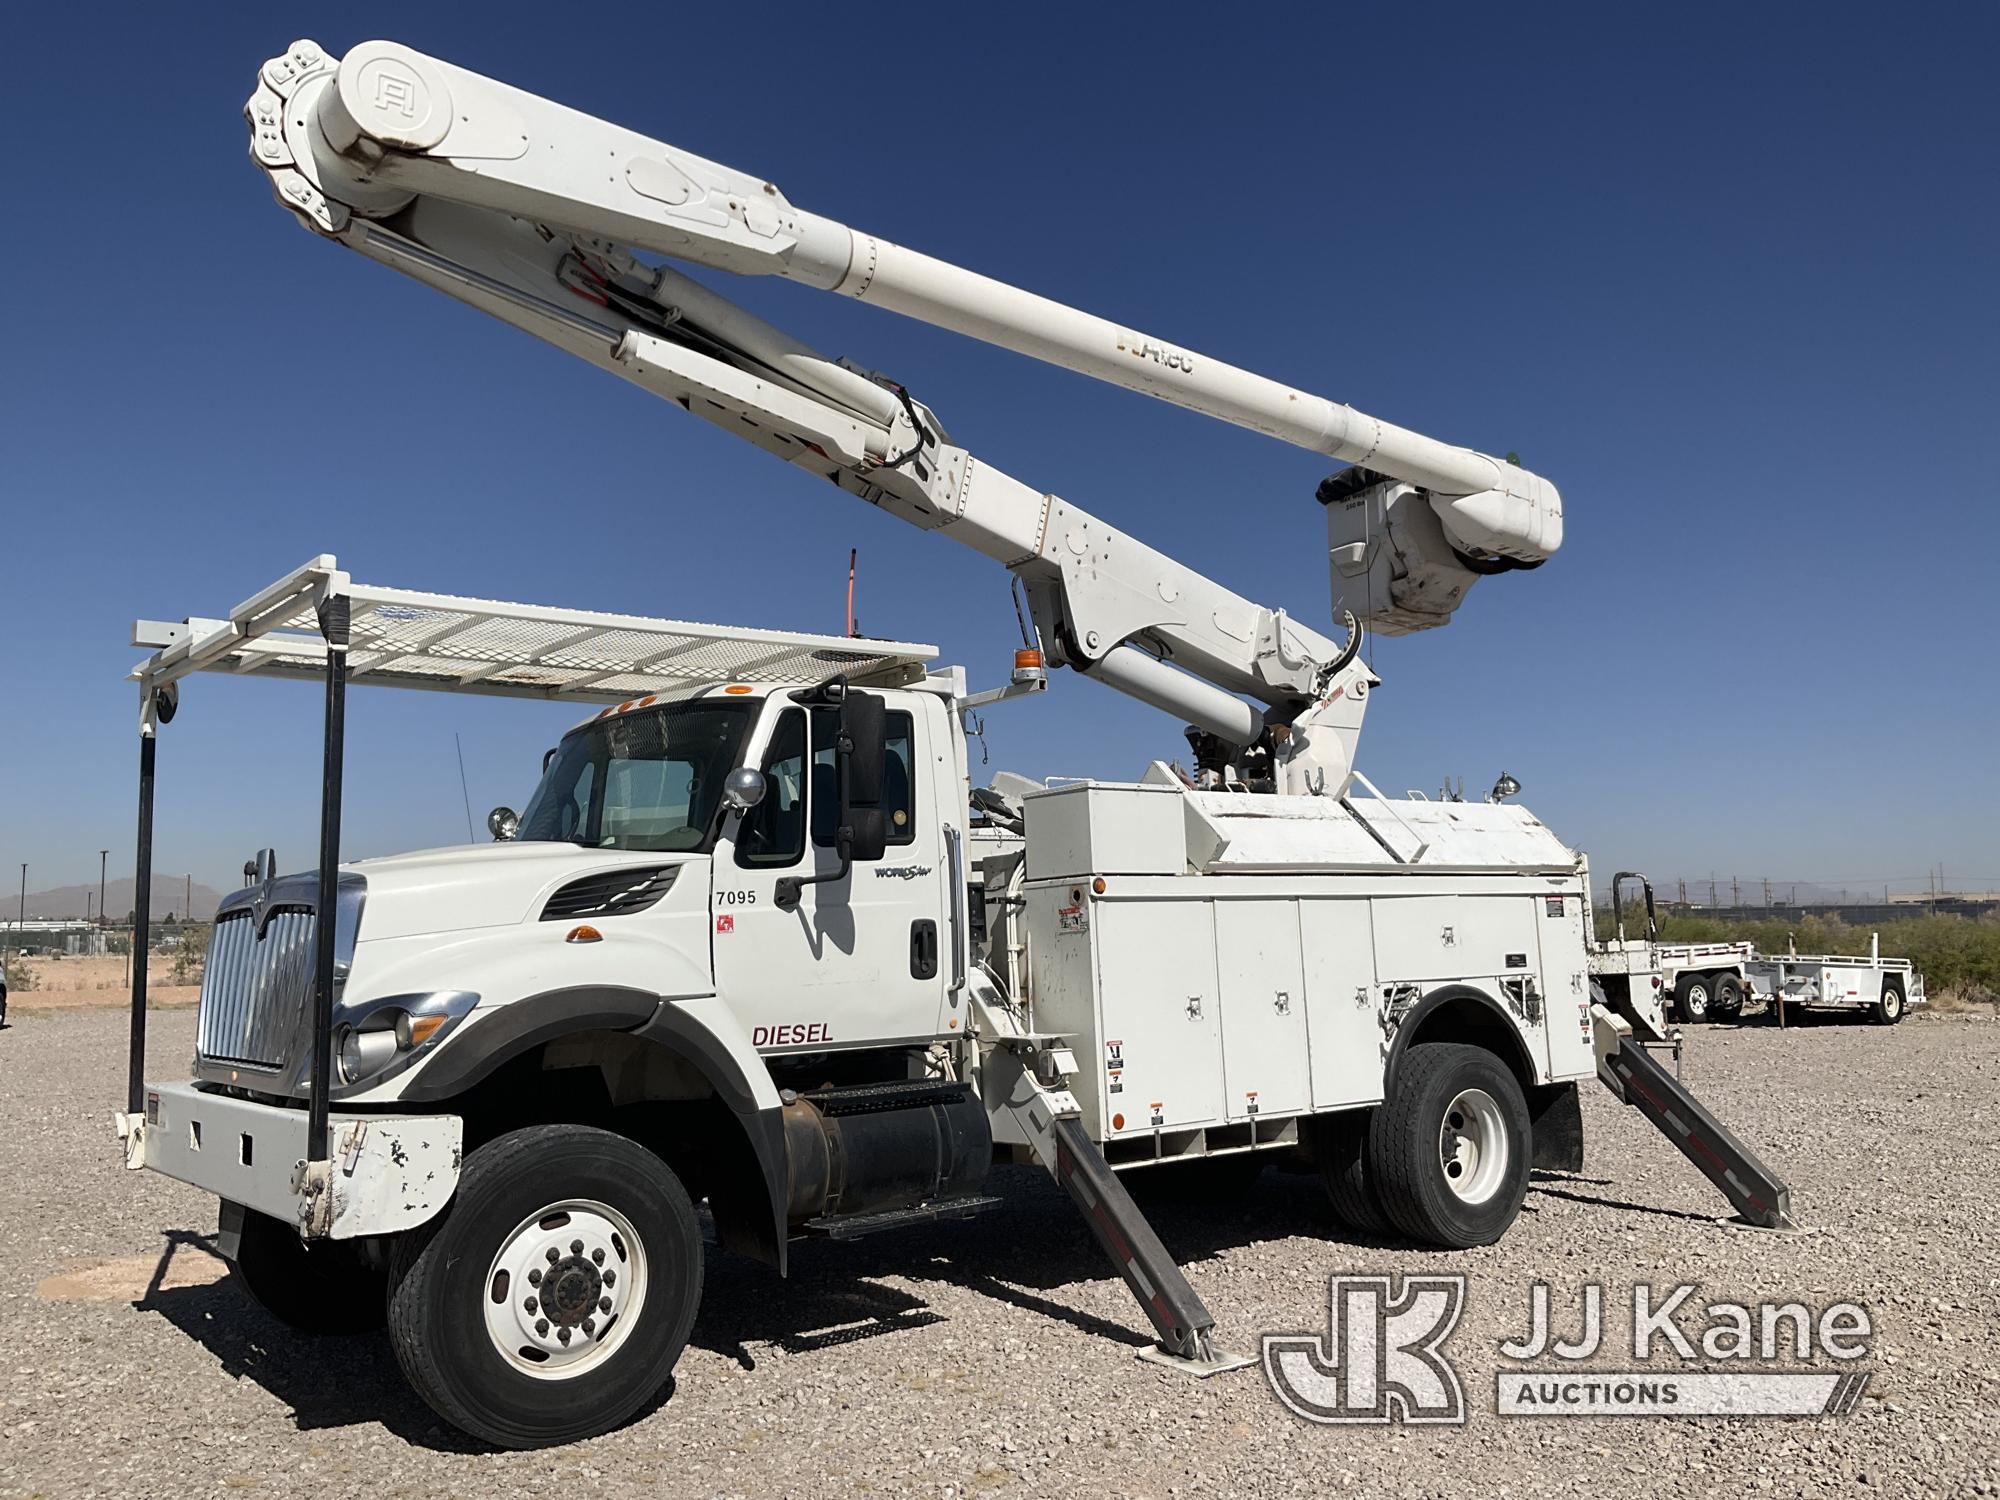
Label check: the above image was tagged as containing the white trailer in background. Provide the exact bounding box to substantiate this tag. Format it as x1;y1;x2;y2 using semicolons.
1748;936;1923;1025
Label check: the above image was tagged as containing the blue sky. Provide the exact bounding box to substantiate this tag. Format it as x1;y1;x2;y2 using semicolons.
2;4;1995;906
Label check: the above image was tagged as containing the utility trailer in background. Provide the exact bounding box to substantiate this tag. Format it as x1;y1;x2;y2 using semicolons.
1590;873;1754;1023
1748;937;1924;1025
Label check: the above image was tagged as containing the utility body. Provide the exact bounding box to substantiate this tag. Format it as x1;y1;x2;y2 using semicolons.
113;39;1789;1449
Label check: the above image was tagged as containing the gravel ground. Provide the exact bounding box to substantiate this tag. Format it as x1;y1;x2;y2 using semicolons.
1;1006;1995;1499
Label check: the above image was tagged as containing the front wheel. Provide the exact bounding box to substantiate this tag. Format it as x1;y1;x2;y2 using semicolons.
1875;980;1906;1025
386;1124;704;1449
1367;1043;1531;1248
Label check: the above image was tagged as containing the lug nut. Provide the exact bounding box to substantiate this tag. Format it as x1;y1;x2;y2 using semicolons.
527;1268;542;1286
535;1318;549;1336
523;1297;538;1313
599;1296;612;1313
546;1247;559;1264
602;1269;616;1287
569;1239;583;1255
592;1247;605;1265
581;1316;596;1336
558;1326;572;1345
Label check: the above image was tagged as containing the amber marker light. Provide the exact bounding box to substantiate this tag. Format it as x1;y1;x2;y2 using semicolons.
565;924;604;943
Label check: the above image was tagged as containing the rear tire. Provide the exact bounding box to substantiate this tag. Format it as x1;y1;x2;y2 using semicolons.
1311;1110;1391;1235
1874;980;1905;1025
1674;973;1712;1023
1367;1043;1531;1248
1710;973;1745;1020
230;1206;386;1335
386;1124;703;1449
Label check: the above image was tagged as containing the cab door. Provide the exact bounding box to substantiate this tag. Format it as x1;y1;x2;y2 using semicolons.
713;694;949;1056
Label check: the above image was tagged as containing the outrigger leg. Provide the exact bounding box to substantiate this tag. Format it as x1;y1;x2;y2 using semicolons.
1592;1005;1797;1230
974;987;1253;1375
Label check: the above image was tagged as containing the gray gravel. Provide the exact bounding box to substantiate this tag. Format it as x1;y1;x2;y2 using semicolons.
2;1005;1996;1499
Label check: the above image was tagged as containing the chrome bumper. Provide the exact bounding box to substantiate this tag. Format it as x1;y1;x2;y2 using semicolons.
116;1082;460;1240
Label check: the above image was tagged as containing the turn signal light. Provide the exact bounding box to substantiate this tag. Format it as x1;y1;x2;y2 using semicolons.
566;924;604;944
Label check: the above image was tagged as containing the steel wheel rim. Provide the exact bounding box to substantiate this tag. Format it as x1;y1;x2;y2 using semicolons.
1685;982;1709;1016
482;1199;648;1380
1884;989;1901;1017
1438;1088;1509;1204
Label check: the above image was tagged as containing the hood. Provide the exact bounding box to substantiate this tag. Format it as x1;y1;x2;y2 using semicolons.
346;841;704;941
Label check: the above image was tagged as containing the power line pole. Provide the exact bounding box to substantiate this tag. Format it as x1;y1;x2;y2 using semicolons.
98;849;108;931
15;864;25;957
1709;875;1718;909
1732;875;1740;908
1762;877;1771;908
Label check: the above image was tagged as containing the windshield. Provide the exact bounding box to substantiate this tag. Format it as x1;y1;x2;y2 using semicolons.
518;700;755;852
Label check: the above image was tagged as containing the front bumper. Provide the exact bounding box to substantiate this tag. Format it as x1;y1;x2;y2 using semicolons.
116;1082;461;1240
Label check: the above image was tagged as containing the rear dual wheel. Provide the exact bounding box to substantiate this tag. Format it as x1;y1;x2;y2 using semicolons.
1317;1043;1531;1248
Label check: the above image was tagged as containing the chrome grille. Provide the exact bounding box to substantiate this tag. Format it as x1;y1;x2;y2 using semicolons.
197;908;317;1069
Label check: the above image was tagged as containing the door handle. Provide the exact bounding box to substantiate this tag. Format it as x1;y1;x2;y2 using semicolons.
910;920;938;980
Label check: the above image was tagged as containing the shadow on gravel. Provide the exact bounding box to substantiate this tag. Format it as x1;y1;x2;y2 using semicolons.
133;1228;488;1453
1528;1181;1733;1225
686;1161;1374;1370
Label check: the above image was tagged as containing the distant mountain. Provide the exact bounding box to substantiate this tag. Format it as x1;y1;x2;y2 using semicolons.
16;876;224;923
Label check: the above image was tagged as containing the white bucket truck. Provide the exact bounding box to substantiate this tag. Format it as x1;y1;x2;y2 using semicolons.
111;40;1790;1448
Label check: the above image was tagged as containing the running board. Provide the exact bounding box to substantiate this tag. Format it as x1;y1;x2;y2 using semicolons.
802;1194;1003;1240
1050;1116;1253;1375
1591;1005;1795;1229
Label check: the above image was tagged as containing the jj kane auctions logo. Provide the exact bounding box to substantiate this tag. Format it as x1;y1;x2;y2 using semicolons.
1265;1276;1873;1423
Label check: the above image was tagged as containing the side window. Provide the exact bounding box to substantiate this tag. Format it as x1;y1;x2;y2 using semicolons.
811;709;917;850
736;708;807;867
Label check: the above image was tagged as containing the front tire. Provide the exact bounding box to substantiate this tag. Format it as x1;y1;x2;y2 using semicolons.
1674;973;1712;1023
386;1124;703;1449
231;1206;387;1334
1367;1043;1531;1248
1875;980;1906;1025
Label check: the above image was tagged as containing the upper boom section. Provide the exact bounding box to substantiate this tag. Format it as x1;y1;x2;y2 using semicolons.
249;40;1562;583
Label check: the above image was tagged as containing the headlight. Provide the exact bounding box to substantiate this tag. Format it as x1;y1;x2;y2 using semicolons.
338;1024;400;1084
331;990;478;1089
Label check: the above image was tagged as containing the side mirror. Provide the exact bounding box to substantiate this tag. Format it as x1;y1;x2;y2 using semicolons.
488;807;519;841
841;692;886;807
842;807;888;864
722;767;767;812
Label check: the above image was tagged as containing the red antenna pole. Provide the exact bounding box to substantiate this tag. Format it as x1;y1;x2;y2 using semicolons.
845;548;858;637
